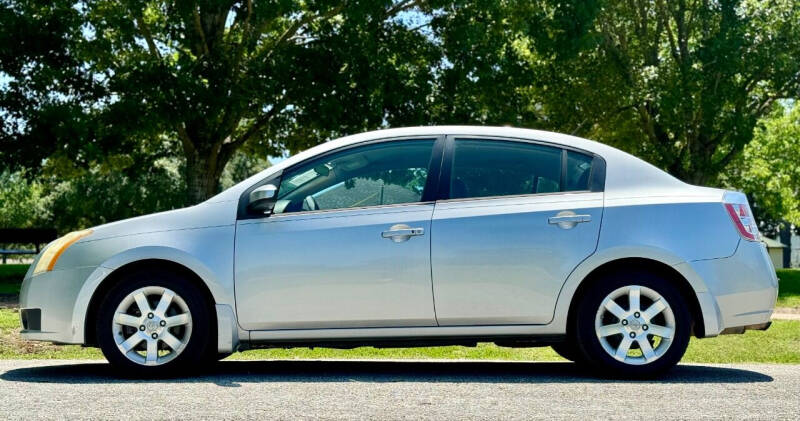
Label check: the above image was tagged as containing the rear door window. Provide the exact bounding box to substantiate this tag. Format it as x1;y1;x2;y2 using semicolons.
449;139;563;199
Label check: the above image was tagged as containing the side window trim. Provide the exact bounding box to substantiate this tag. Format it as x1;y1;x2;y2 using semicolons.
560;149;567;193
437;135;605;202
421;135;446;203
237;135;446;220
436;135;455;201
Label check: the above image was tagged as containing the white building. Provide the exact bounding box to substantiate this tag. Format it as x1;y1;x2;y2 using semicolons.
764;237;787;269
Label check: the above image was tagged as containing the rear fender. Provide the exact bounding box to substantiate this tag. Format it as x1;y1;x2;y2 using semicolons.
550;245;719;336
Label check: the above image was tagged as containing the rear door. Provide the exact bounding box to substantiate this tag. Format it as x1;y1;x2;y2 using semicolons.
431;137;604;325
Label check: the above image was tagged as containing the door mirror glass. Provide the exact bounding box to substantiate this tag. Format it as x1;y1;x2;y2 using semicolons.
248;184;278;214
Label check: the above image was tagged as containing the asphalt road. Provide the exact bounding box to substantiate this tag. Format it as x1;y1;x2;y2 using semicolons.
1;360;798;420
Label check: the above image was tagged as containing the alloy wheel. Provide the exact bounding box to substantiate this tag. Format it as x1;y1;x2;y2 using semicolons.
111;286;193;366
594;285;676;366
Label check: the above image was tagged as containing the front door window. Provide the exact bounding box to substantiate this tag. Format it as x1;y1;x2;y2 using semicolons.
274;139;436;214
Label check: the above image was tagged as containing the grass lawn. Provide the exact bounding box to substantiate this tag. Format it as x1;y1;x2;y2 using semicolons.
776;269;800;309
1;307;798;363
0;264;28;294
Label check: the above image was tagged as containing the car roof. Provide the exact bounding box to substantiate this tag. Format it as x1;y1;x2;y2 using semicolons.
209;126;700;204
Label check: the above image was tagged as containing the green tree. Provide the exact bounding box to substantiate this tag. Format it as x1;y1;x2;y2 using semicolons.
1;0;443;203
724;102;800;233
38;142;188;232
511;0;800;185
0;137;187;233
0;170;46;229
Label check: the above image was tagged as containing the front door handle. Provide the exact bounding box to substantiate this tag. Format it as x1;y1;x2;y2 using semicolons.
381;224;425;243
548;211;591;229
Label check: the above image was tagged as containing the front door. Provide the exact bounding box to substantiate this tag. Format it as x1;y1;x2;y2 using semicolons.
431;137;604;325
235;138;441;330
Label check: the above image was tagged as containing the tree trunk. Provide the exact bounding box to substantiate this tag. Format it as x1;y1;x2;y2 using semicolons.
686;170;708;186
184;144;231;205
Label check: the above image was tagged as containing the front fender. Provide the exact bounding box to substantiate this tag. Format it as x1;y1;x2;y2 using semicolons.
70;245;231;344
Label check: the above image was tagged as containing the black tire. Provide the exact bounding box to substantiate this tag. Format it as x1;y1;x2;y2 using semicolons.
96;268;215;377
573;270;692;378
551;341;584;363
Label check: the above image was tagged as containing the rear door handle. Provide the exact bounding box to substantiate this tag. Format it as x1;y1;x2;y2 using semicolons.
381;224;425;242
548;215;591;224
548;212;591;229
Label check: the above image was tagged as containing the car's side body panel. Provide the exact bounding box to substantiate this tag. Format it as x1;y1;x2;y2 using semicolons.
234;203;437;330
25;201;239;344
71;235;235;342
19;265;100;344
599;201;739;263
430;192;603;325
676;239;778;335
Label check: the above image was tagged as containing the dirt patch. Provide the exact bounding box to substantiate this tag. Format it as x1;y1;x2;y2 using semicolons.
772;312;800;320
774;306;800;314
0;308;101;358
0;308;73;356
0;327;69;355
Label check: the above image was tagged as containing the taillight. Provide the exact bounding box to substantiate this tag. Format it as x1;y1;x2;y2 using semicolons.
724;201;760;241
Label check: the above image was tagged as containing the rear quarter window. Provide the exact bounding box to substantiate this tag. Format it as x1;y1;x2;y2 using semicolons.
565;150;594;191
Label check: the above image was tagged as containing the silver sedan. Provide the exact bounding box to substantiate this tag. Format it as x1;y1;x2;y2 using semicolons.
19;126;777;377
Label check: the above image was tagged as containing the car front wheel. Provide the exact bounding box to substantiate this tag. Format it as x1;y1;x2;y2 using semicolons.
96;269;214;376
551;341;584;363
573;271;691;378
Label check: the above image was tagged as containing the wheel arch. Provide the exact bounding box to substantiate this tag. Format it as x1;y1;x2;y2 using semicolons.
72;244;227;346
565;257;707;338
82;258;217;347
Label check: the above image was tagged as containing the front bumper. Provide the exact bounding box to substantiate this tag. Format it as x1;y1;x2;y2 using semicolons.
19;266;97;344
679;239;778;337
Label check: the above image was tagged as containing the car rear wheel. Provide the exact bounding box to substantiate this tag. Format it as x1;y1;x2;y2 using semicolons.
96;269;214;376
573;271;691;378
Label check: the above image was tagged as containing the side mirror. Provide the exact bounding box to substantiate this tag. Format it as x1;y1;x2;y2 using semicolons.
248;184;278;214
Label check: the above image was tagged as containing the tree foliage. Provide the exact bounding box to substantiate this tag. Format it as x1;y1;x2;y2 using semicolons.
0;139;187;233
0;171;46;229
724;102;800;234
1;0;446;203
511;0;800;185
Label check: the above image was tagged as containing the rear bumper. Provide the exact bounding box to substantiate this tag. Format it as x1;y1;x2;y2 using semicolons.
720;321;771;335
677;239;778;337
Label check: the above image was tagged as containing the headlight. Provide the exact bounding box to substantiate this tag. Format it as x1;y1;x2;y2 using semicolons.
32;229;93;275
